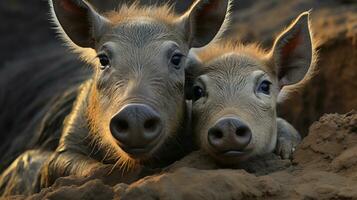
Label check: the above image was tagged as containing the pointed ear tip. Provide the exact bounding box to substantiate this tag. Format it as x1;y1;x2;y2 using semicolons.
302;10;311;16
290;11;312;33
297;11;311;23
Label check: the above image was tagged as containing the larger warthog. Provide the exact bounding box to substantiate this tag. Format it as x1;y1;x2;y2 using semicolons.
186;12;316;165
0;0;231;195
36;0;231;187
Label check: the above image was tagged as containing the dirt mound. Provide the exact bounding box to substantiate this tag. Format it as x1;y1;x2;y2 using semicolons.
293;111;357;174
8;111;356;200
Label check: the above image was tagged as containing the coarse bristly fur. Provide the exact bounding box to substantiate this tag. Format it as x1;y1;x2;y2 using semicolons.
36;0;232;189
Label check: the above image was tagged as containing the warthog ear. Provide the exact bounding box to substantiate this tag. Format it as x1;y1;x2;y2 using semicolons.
49;0;111;48
270;12;315;88
179;0;231;48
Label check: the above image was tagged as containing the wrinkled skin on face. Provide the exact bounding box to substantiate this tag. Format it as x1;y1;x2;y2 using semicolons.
87;20;188;161
191;54;279;164
187;12;316;165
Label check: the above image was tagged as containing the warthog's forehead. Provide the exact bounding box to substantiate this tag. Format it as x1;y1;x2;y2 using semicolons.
196;53;276;105
204;53;269;81
100;19;183;48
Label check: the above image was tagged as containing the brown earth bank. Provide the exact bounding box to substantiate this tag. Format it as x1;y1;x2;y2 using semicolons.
7;111;357;200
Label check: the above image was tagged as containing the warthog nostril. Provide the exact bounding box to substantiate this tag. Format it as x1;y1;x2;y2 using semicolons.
115;119;129;132
210;128;224;140
208;117;252;153
110;103;162;156
236;126;249;137
144;118;161;133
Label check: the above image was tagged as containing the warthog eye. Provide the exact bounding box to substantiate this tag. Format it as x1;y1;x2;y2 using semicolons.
170;53;184;69
193;85;205;101
98;54;110;70
258;80;271;95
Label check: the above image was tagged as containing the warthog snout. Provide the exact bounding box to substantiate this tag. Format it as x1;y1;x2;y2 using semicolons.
110;104;162;156
208;117;252;156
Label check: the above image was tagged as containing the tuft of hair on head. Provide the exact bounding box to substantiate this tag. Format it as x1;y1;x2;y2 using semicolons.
195;41;267;67
265;11;318;103
106;1;177;25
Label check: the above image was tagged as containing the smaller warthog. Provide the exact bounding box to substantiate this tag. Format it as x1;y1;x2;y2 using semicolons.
186;12;316;165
